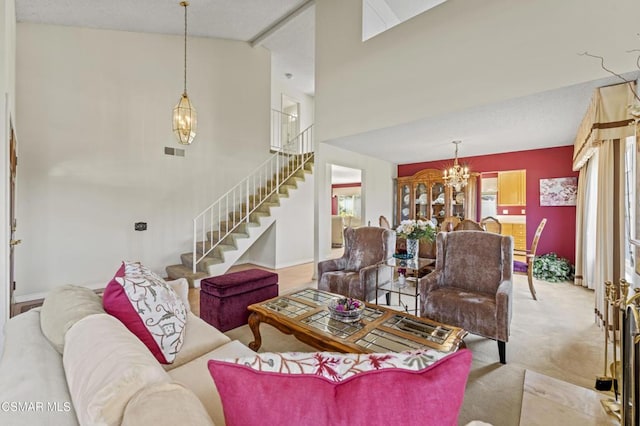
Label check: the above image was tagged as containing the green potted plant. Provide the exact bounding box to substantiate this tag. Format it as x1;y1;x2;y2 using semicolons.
532;253;575;283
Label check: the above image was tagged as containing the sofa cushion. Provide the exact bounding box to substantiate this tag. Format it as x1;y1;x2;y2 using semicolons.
64;313;171;426
162;312;232;372
168;340;255;426
40;284;105;354
167;277;192;313
208;349;472;426
122;382;213;426
103;261;187;364
0;309;78;426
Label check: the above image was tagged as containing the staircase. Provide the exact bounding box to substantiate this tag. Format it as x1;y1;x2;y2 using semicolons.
165;126;314;287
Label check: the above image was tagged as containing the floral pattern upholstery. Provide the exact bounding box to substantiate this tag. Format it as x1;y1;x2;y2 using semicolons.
224;349;450;381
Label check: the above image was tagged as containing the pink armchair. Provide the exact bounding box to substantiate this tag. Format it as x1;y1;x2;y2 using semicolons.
420;230;513;364
318;227;396;303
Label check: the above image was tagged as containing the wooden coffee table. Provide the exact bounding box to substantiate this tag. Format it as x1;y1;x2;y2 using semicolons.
247;288;466;354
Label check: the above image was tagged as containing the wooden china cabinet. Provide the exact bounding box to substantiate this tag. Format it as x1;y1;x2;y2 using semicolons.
396;169;478;227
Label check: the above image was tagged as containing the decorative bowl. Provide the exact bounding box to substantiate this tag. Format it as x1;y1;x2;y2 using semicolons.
327;297;365;323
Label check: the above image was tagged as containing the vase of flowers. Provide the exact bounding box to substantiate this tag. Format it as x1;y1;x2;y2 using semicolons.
396;219;436;261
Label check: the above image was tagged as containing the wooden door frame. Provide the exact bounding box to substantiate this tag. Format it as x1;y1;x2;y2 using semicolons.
8;118;16;317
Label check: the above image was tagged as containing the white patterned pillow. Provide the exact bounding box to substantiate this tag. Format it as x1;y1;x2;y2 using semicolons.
221;349;450;381
103;261;187;364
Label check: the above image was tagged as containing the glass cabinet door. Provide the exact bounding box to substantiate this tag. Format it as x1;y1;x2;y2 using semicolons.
431;182;445;224
399;184;411;221
451;187;465;219
414;183;428;220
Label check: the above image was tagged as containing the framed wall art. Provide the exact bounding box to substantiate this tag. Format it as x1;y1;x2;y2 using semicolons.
539;177;578;207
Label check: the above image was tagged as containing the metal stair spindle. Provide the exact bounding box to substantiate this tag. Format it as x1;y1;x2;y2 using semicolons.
188;124;314;274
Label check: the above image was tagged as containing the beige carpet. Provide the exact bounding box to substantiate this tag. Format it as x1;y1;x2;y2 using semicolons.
520;370;617;425
225;276;610;426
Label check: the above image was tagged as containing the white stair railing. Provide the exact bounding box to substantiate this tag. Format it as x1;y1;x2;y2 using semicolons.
192;125;314;273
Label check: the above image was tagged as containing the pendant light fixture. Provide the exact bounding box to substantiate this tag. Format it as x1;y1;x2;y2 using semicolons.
443;141;470;191
172;1;197;145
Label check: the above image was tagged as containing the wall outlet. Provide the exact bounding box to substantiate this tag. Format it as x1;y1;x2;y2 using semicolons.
502;209;508;214
521;209;526;214
134;222;147;231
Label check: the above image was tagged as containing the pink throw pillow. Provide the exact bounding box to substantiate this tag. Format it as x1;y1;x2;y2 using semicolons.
208;349;472;426
103;261;187;364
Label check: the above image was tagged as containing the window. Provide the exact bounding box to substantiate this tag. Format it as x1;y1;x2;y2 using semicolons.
624;135;637;285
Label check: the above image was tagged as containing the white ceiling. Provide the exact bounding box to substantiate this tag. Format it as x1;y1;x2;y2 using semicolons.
329;72;640;164
15;1;640;165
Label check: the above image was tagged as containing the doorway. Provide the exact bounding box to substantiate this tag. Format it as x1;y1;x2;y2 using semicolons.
330;165;362;257
281;94;300;148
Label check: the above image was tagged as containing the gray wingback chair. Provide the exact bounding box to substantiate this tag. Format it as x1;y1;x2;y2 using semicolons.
318;226;396;303
419;230;513;364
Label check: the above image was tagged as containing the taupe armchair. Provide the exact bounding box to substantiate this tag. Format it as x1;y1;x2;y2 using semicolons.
318;227;396;303
420;231;513;364
454;219;484;231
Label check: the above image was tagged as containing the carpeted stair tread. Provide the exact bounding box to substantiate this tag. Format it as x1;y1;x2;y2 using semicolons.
180;252;224;272
166;154;313;281
165;264;207;288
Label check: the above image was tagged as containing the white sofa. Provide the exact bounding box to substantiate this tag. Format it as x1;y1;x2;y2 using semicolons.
0;280;255;425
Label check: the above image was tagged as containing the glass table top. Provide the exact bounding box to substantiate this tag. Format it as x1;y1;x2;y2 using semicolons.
256;288;464;354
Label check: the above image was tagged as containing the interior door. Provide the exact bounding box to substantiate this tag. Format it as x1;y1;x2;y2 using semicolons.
8;120;18;317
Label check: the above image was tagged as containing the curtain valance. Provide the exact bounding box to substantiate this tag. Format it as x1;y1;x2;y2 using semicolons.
572;82;636;171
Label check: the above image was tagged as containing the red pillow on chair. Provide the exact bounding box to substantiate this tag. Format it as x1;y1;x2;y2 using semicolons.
208;349;472;426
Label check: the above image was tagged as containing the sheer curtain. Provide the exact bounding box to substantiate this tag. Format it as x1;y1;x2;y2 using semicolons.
593;143;614;322
574;154;598;289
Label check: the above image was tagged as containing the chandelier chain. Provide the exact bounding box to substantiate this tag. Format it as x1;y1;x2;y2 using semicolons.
183;1;188;94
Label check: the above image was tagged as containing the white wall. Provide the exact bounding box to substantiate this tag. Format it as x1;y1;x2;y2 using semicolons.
15;23;271;297
275;172;314;268
238;170;314;270
315;0;640;143
0;0;15;353
314;143;395;266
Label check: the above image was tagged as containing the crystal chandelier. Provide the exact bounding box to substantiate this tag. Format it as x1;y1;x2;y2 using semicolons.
172;1;197;145
443;141;470;191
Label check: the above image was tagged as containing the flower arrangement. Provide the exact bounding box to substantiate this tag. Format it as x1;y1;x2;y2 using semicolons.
395;219;436;242
332;297;362;312
328;297;365;323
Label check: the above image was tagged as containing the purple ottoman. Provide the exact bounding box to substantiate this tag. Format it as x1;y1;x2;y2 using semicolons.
200;269;278;332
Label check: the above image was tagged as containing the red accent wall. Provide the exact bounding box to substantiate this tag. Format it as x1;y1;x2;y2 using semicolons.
398;146;578;263
332;182;362;189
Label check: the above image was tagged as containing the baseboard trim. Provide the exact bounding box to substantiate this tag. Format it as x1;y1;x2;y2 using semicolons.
275;258;314;269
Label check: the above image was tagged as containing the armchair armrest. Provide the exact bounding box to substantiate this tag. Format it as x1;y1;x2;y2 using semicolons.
359;261;394;301
317;257;347;281
359;262;394;285
418;270;443;295
495;279;513;342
